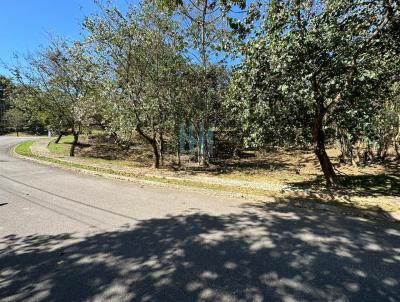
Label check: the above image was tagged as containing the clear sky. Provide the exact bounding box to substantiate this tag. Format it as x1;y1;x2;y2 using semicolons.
0;0;237;76
0;0;130;76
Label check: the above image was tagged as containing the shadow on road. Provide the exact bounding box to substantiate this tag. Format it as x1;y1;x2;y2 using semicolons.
1;203;400;301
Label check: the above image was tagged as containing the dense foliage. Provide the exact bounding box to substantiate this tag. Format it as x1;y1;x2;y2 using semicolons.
227;0;400;184
0;76;15;132
2;0;399;185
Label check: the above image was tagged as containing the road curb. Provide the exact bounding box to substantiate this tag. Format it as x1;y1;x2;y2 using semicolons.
11;141;400;224
11;143;266;202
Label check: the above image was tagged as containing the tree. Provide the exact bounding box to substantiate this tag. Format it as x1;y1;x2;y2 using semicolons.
156;0;231;166
84;2;187;168
227;0;400;185
3;108;26;136
11;38;101;156
0;76;15;132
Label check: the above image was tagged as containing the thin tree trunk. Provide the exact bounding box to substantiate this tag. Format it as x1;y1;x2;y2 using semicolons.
159;132;164;167
198;1;209;168
395;114;400;158
177;149;181;167
136;125;160;169
70;132;79;157
367;143;375;162
312;105;336;186
204;120;210;166
55;133;63;144
380;146;388;160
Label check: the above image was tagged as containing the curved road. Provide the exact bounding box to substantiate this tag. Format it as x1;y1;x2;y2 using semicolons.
0;137;399;302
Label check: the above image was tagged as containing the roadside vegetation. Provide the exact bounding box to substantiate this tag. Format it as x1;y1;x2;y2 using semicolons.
47;135;74;156
15;136;400;216
3;0;400;213
14;140;34;157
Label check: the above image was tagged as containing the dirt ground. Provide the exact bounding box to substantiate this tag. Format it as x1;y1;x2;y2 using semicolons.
18;135;400;215
64;134;399;198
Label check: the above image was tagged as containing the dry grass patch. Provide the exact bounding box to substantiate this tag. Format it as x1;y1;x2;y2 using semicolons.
40;135;400;214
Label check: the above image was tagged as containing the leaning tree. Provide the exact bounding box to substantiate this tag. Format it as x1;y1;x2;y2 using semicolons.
227;0;400;185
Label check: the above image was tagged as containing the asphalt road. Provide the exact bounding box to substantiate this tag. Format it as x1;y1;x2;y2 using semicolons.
0;136;399;302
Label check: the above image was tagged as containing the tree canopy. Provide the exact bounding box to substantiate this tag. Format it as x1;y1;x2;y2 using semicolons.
227;0;400;184
6;0;400;185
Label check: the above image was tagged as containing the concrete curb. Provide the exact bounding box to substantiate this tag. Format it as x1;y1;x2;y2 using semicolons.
11;143;267;202
11;142;400;224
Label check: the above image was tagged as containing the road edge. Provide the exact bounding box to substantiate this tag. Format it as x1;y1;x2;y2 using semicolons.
11;140;400;223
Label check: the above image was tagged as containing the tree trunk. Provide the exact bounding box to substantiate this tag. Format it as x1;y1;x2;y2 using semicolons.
377;139;389;160
315;146;336;186
367;143;375;162
202;134;209;166
338;130;353;164
151;140;160;168
380;148;388;160
159;132;164;167
177;149;181;167
312;105;336;186
395;115;400;159
136;125;160;169
70;132;79;157
198;121;209;167
55;133;63;144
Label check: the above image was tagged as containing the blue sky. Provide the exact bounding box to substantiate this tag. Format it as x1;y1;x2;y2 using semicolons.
0;0;241;76
0;0;130;76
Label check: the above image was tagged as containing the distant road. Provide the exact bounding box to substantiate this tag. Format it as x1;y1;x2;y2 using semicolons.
0;136;399;302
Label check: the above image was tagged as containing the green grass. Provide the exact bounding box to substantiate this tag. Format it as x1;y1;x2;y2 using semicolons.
58;135;74;144
15;140;283;196
14;140;400;216
15;141;34;156
79;156;145;168
48;135;74;155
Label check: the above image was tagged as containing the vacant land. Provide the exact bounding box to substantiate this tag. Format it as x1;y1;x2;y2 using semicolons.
20;134;400;216
2;135;400;302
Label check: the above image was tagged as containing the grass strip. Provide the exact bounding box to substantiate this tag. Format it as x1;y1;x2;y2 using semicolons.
14;141;399;215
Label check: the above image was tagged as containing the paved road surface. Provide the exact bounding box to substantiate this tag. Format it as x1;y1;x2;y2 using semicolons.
0;137;399;302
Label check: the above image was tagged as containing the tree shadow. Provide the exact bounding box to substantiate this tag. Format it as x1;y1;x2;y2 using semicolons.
1;203;400;301
78;143;153;166
338;174;400;196
289;160;400;198
175;158;291;176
